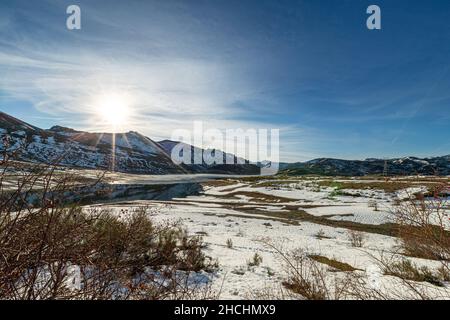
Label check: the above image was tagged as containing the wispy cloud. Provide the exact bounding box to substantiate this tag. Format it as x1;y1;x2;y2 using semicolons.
0;1;295;161
1;0;449;161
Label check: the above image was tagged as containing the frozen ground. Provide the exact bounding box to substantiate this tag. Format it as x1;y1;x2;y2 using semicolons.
87;176;450;299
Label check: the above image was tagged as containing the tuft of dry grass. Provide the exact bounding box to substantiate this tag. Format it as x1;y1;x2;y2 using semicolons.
347;230;365;247
315;229;331;240
247;253;263;267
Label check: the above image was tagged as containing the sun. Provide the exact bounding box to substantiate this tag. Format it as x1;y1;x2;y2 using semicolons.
94;93;131;131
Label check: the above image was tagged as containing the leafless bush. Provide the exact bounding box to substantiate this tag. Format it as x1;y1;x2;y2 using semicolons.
393;184;449;262
344;186;450;300
281;250;332;299
368;200;379;211
356;187;450;300
342;184;450;300
438;264;450;282
355;251;450;300
383;259;443;287
0;144;217;300
347;230;365;247
260;241;351;300
343;187;450;300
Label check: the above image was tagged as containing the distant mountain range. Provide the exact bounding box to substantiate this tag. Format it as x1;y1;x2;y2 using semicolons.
281;156;450;176
0;111;259;175
0;111;448;176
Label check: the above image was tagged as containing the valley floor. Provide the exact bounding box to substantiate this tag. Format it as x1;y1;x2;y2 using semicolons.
87;175;450;299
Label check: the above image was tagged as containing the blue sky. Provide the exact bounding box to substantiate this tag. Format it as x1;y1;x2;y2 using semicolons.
0;0;449;162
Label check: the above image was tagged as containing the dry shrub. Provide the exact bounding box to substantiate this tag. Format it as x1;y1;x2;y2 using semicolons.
393;185;449;263
383;259;443;287
368;200;379;211
358;187;450;299
281;250;330;300
260;241;350;300
347;230;365;247
354;251;450;300
0;143;217;300
260;241;450;300
437;264;450;282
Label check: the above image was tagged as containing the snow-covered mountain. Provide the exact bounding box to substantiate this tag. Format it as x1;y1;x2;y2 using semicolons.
2;111;447;176
0;111;260;175
0;111;186;174
158;139;260;174
282;156;450;176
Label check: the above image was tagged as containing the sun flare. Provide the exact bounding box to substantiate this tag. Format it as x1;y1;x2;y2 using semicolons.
94;93;131;131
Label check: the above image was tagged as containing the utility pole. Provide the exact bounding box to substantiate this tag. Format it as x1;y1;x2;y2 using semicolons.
383;159;388;181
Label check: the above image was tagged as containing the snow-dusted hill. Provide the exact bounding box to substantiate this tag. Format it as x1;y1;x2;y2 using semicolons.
158;139;260;174
0;111;186;174
2;111;448;176
0;112;260;175
283;156;450;176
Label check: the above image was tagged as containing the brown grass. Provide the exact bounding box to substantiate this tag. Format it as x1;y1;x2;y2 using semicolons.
383;259;444;287
308;255;359;272
393;185;450;261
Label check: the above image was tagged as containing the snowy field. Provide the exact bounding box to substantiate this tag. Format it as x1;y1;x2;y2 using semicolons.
87;176;450;299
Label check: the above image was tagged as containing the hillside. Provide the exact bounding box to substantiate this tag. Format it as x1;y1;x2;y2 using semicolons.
158;139;260;174
0;111;186;174
0;111;260;175
282;156;450;176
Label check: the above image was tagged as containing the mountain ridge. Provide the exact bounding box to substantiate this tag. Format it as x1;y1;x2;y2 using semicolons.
0;111;259;175
158;139;260;174
282;156;450;176
1;111;449;176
